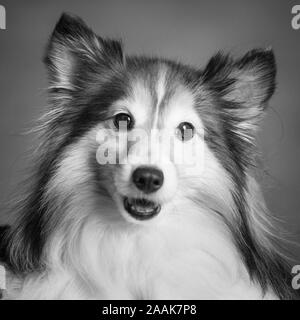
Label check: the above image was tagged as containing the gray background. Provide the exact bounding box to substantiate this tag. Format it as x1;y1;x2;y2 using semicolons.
0;0;299;260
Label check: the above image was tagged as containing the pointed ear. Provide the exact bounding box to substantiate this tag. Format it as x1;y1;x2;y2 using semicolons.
44;13;124;91
202;49;276;136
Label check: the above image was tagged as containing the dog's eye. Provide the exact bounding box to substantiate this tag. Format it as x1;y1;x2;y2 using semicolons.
175;122;195;141
113;113;134;130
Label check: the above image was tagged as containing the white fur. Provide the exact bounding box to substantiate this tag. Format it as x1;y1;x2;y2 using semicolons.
153;67;167;128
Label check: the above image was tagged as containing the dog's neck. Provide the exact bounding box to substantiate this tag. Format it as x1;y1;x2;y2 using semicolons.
4;198;276;299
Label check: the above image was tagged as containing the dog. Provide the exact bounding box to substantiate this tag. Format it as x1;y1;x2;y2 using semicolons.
0;13;298;299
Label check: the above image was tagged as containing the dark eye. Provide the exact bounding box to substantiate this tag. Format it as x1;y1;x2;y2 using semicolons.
113;113;134;130
175;122;195;141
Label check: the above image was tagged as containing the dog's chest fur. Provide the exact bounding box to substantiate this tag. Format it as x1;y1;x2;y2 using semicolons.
4;203;276;300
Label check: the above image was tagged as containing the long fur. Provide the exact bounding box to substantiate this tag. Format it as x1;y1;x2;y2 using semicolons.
0;13;298;300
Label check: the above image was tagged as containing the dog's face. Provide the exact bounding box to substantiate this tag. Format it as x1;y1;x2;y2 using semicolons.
100;70;208;223
43;14;276;225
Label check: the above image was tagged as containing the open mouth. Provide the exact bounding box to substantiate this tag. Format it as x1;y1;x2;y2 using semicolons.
123;197;161;220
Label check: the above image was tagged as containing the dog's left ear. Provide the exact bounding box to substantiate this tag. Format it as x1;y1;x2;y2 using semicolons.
44;13;124;91
202;49;276;135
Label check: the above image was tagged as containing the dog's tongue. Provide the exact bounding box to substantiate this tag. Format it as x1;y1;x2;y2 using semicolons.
130;198;156;213
124;197;161;219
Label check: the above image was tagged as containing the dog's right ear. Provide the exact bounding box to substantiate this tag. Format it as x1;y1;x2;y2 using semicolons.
44;13;124;91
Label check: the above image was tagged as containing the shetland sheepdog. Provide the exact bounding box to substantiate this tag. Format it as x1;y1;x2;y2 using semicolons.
0;13;298;300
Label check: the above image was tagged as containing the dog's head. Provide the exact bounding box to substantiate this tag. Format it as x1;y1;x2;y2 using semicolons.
5;13;298;300
42;13;276;225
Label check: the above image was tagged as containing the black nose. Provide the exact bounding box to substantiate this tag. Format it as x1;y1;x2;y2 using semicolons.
132;167;164;194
